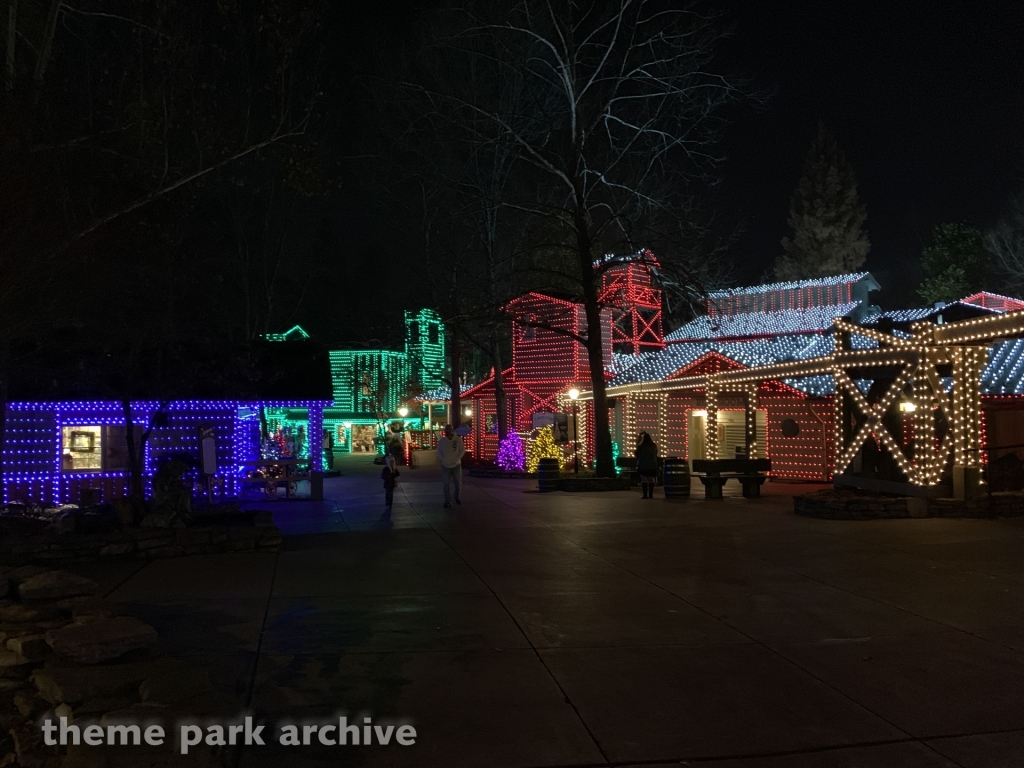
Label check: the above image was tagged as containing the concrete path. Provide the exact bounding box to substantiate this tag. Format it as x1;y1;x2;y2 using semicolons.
72;456;1024;767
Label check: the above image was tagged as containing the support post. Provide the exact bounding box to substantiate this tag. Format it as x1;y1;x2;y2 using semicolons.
912;360;936;486
705;378;719;460
951;347;984;499
744;384;758;459
623;395;636;456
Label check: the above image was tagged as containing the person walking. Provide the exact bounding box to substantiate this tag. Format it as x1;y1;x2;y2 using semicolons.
381;452;400;509
636;432;659;499
323;429;334;471
436;424;465;508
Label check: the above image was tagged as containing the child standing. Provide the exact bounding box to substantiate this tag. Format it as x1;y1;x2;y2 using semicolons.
381;453;400;508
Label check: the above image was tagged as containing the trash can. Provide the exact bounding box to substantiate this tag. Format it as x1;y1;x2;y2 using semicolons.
309;471;324;501
663;458;691;499
537;458;560;492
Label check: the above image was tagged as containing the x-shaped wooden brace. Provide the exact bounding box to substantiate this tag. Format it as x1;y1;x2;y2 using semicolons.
519;387;562;422
633;310;662;343
834;364;916;480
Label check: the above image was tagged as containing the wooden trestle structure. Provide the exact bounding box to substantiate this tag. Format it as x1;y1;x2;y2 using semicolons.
588;309;1024;499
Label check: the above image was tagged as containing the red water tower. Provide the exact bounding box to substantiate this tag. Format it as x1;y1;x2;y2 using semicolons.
599;250;665;355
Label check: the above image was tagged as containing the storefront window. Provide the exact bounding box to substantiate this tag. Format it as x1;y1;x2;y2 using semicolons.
61;426;103;471
261;407;309;459
351;425;377;453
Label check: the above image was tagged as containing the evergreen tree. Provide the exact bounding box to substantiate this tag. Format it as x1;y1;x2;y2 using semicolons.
917;223;985;305
496;432;526;471
775;124;870;281
525;427;563;473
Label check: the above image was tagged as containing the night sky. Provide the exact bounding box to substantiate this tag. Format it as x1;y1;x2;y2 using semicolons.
338;0;1024;315
715;0;1023;306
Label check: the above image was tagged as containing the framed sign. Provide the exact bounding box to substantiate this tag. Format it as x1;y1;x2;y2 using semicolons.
552;413;570;444
199;425;217;476
531;411;555;428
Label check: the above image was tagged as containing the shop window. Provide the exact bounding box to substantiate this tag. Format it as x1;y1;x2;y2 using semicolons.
103;426;136;470
61;425;144;472
351;425;377;453
62;426;103;471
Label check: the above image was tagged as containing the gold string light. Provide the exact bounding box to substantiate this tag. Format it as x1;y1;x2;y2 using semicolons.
576;307;1024;492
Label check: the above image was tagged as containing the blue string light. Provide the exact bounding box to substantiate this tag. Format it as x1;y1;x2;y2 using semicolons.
2;399;330;504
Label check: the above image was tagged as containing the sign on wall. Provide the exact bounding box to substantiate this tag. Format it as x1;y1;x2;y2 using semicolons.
199;426;217;476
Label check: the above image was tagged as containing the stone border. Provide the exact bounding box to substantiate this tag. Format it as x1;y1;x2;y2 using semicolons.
0;517;282;564
1;566;229;766
794;489;1024;520
468;469;536;479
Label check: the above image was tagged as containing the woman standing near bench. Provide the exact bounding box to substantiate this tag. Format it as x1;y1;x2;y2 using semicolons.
636;433;659;500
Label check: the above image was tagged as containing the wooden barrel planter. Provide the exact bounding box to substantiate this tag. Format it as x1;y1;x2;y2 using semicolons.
537;458;560;492
663;458;691;499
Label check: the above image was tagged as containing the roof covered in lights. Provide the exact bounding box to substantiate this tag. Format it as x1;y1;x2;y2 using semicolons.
707;272;876;298
982;340;1024;395
666;303;864;342
615;321;1024;398
414;384;473;402
610;334;835;388
859;300;1001;329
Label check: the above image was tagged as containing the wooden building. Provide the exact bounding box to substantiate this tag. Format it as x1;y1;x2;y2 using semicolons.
462;261;1024;488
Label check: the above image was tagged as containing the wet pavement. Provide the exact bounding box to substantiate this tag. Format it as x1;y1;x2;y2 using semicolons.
66;456;1024;766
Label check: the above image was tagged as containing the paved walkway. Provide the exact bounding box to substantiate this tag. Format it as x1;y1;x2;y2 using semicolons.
67;457;1024;766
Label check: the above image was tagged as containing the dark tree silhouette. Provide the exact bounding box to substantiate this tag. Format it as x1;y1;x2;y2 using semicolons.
775;123;870;281
918;223;985;305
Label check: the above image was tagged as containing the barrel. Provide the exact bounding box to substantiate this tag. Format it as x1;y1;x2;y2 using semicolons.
309;471;324;501
663;458;691;499
537;458;560;492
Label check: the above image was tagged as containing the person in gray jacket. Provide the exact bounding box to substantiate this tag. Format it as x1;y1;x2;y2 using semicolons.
436;424;466;508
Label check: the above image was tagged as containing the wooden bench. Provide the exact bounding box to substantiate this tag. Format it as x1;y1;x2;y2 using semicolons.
691;459;772;499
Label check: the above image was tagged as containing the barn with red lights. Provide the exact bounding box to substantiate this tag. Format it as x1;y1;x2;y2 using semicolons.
461;253;661;461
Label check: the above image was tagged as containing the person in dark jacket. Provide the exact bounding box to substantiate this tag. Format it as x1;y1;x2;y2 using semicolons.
381;453;400;508
636;432;659;499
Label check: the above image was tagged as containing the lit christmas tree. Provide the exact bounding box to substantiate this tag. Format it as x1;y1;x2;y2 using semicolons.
526;426;563;473
496;432;526;471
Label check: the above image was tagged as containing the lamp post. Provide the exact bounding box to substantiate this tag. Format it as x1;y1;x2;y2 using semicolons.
568;388;580;474
397;407;410;465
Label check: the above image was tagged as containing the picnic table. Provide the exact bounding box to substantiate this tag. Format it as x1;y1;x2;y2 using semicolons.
691;458;771;499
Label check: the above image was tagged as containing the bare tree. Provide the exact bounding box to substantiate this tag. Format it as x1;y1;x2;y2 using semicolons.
404;0;743;475
987;192;1024;297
